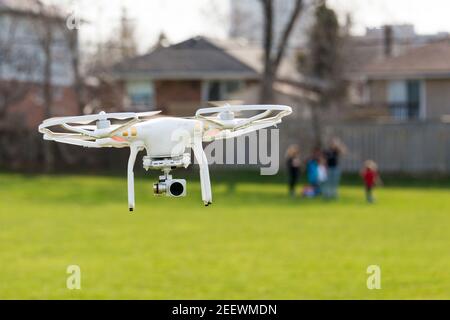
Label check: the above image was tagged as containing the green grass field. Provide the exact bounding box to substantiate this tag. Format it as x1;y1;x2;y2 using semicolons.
0;171;449;299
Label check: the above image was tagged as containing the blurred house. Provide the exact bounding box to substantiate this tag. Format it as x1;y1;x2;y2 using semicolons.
345;25;449;77
344;24;450;110
362;40;450;121
0;0;78;129
112;36;260;116
111;36;318;119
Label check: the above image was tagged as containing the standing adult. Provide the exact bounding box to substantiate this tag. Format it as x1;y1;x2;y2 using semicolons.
323;138;347;199
286;145;301;197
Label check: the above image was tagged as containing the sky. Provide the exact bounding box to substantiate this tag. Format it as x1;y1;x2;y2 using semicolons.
52;0;450;53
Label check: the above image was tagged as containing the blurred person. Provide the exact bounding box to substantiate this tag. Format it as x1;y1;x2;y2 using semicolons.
286;145;301;197
305;147;322;196
360;160;382;203
317;155;328;193
323;137;347;199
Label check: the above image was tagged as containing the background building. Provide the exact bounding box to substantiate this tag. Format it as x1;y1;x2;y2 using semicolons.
364;40;450;121
0;0;78;128
112;37;260;116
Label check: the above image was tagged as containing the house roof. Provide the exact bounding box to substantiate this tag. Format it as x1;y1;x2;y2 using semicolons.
205;37;301;81
206;37;264;73
365;39;450;79
113;37;260;81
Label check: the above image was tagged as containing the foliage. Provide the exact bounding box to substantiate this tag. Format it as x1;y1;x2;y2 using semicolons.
299;0;346;146
302;0;341;82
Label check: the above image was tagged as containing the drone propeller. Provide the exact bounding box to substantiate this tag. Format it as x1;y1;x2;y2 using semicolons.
39;110;161;140
205;101;247;120
196;104;292;141
41;110;161;127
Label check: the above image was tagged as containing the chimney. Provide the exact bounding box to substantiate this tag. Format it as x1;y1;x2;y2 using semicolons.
384;25;393;57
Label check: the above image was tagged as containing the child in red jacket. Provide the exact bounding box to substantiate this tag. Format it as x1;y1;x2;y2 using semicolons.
361;160;382;203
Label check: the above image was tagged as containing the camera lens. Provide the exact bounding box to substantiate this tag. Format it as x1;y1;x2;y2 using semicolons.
169;181;184;196
153;182;166;195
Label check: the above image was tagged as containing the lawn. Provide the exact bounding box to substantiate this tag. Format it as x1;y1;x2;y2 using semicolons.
0;171;449;299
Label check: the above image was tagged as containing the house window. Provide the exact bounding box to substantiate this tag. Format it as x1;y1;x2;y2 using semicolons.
388;80;422;120
224;80;242;94
203;80;243;101
207;81;222;101
126;80;154;109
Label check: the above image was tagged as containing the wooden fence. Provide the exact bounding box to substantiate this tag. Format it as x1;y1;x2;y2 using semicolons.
1;121;449;175
280;120;450;174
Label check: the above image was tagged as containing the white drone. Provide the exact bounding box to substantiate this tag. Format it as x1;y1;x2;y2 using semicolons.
38;104;292;211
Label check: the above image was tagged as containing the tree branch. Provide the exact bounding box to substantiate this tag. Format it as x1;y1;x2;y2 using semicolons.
274;0;303;69
261;0;273;75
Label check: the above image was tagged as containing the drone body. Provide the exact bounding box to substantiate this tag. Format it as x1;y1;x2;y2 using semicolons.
38;104;292;211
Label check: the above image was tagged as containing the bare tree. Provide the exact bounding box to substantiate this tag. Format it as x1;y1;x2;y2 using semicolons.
118;7;137;60
33;4;60;171
53;0;85;114
260;0;304;103
64;25;84;114
81;6;140;114
85;6;138;71
151;32;170;51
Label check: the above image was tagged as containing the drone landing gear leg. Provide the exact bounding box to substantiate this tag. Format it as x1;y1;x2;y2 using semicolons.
193;141;212;206
127;144;141;212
